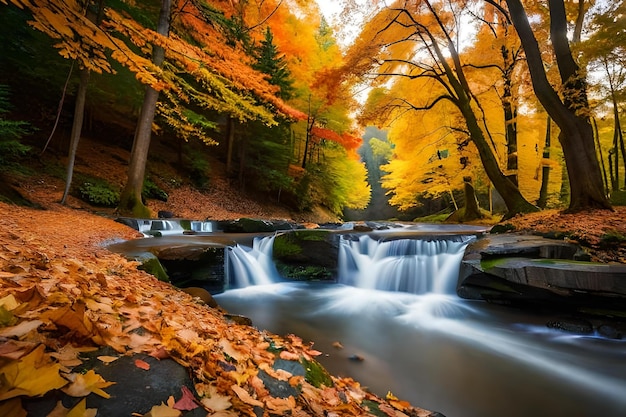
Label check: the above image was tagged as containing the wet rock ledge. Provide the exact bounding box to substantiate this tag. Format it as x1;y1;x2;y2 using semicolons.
457;233;626;335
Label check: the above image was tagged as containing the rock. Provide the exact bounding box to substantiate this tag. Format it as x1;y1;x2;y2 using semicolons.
272;230;338;281
181;286;218;308
546;317;594;334
158;210;175;218
458;233;626;320
224;314;253;326
597;323;625;339
23;347;205;417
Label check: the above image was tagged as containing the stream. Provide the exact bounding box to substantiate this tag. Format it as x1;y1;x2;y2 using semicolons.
111;223;626;417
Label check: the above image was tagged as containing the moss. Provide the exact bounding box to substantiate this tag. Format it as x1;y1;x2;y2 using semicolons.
276;264;333;281
360;400;387;417
273;235;302;257
300;357;333;388
599;231;626;248
292;230;330;241
136;253;169;282
490;223;516;234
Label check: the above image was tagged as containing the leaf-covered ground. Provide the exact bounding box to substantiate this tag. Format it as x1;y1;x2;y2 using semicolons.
502;207;626;263
0;202;434;416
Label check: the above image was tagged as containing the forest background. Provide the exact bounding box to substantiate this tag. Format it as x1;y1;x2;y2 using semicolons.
0;0;625;224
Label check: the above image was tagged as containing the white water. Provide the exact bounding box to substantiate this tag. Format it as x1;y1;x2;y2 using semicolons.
225;235;279;288
214;232;626;417
338;235;474;294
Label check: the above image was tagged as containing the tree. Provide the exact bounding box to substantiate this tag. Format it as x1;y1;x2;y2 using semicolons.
583;0;626;191
504;0;611;211
118;0;171;217
341;1;538;218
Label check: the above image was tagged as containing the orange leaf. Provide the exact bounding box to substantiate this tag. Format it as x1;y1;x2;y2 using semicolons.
135;358;151;370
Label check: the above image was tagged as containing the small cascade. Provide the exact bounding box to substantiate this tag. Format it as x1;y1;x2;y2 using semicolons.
138;220;185;236
190;221;214;233
338;235;474;294
225;235;279;288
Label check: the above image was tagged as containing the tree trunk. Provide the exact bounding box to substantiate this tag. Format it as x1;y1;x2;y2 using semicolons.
537;116;551;208
225;116;235;176
61;67;90;204
462;176;482;221
118;0;171;217
506;0;611;211
592;118;609;195
458;94;538;218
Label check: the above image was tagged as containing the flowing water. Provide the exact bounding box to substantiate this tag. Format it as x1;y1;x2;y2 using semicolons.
214;233;626;417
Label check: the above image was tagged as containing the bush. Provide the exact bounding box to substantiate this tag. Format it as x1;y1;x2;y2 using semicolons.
142;177;168;202
78;180;120;207
0;85;32;169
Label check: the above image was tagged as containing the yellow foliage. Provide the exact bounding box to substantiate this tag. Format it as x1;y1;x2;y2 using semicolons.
0;344;68;401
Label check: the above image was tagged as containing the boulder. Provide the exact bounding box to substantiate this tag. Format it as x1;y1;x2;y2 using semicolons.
458;233;626;315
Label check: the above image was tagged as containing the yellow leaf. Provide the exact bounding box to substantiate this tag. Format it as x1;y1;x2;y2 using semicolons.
144;403;182;417
47;398;98;417
67;398;97;417
0;344;68;401
0;295;19;311
96;355;119;364
62;369;115;399
0;398;27;417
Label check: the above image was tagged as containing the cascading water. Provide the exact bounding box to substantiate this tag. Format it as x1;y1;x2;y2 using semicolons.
338;234;475;294
225;235;279;288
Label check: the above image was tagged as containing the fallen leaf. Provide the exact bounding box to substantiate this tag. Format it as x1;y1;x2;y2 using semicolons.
231;384;263;407
62;369;115;398
97;355;119;364
198;384;232;412
278;350;299;361
143;403;182;417
0;340;37;360
60;397;114;417
134;358;151;370
0;320;43;338
49;344;87;367
0;344;67;401
219;338;246;362
0;294;19;311
173;386;199;411
0;397;26;417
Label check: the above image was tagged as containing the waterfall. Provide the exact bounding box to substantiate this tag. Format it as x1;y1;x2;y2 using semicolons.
338;235;474;295
225;235;279;288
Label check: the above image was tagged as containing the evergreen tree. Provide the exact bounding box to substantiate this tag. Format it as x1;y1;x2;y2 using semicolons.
253;27;294;99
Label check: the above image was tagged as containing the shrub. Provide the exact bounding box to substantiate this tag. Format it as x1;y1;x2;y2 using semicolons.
78;180;120;207
142;177;168;202
0;85;32;169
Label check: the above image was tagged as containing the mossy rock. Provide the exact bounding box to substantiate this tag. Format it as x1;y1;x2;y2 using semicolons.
300;357;333;388
135;252;169;282
273;230;337;281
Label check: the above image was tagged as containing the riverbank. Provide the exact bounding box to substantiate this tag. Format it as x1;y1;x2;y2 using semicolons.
0;201;441;416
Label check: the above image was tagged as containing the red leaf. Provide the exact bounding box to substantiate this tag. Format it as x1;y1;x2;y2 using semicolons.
134;359;150;370
173;386;199;411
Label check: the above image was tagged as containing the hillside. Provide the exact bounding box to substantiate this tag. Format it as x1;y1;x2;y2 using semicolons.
1;133;340;224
